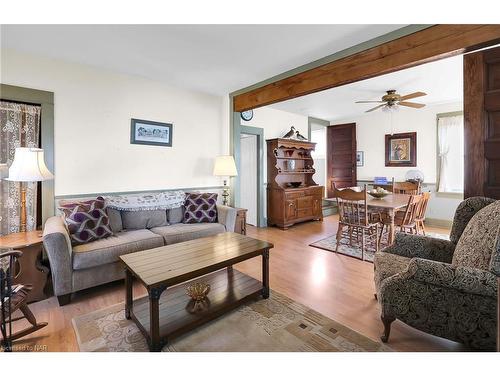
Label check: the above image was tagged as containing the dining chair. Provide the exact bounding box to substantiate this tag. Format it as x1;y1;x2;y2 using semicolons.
0;249;47;351
414;192;431;235
387;178;421;195
378;194;423;246
333;185;380;261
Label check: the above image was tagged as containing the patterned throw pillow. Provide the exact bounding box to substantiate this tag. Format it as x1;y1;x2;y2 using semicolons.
183;193;218;224
59;197;113;244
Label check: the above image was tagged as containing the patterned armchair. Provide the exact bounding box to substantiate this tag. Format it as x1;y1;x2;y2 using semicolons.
373;197;500;350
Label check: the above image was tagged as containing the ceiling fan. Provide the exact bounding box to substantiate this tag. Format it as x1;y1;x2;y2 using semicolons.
355;90;427;113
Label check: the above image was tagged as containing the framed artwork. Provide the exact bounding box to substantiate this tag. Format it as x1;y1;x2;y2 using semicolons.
385;132;416;167
130;118;172;147
356;151;364;167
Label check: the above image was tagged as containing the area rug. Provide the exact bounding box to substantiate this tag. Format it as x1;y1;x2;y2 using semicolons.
309;232;449;262
72;290;391;352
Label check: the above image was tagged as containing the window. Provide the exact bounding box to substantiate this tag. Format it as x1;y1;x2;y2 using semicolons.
437;113;464;193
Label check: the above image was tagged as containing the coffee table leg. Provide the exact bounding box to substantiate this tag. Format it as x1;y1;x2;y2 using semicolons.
149;286;166;352
125;269;133;319
262;249;270;299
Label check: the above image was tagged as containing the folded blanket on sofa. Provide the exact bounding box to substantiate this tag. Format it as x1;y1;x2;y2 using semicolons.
103;190;185;211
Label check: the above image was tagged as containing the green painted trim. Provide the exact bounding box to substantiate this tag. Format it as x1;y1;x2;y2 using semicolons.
231;109;241;208
240;125;266;227
230;25;434;97
308;116;330;141
55;186;225;200
0;84;55;224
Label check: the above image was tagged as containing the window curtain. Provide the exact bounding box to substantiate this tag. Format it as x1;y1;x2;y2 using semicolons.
437;114;464;193
0;101;41;235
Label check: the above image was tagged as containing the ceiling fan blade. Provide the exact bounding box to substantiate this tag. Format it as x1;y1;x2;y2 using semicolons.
355;100;384;103
365;104;386;113
399;101;426;109
399;91;427;101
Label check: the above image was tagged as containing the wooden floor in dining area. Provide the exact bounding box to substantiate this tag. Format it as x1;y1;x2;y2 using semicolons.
11;215;462;352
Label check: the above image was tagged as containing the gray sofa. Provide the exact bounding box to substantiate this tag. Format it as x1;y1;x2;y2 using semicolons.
43;204;237;305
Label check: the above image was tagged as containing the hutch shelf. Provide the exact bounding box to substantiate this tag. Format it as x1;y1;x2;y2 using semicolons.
266;138;324;230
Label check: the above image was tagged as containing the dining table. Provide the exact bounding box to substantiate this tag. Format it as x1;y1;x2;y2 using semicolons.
326;193;411;246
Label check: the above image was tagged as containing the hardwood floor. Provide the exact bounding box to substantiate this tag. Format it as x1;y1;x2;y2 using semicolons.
8;215;463;352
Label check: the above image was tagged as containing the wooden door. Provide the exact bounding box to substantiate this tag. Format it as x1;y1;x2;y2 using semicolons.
326;123;357;197
464;46;500;199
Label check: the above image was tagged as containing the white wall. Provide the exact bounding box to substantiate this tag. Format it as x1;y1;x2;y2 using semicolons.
332;102;463;183
333;101;463;222
1;49;228;196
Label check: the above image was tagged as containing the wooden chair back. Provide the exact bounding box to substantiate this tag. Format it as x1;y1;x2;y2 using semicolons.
399;194;423;226
333;184;368;226
416;192;431;221
389;178;421;195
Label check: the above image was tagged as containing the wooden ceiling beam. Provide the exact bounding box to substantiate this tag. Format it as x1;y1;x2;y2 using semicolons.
233;24;500;112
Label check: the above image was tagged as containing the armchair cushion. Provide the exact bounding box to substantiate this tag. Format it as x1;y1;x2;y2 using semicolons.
451;200;500;271
382;232;456;263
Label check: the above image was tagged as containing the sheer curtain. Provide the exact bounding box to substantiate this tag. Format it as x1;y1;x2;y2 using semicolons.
437;114;464;193
0;101;41;235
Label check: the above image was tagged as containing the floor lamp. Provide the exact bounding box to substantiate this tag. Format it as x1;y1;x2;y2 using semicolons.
3;148;54;232
213;155;238;206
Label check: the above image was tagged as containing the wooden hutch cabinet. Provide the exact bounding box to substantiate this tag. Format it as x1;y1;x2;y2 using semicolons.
266;138;324;229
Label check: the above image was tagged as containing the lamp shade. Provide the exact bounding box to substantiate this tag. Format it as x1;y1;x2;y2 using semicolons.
4;147;54;182
213;155;238;177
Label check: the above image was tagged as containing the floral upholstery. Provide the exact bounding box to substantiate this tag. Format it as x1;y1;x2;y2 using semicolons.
373;197;499;350
452;200;500;270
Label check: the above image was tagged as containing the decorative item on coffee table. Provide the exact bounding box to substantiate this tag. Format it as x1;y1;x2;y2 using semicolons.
186;282;211;313
266;137;324;229
213;155;238;205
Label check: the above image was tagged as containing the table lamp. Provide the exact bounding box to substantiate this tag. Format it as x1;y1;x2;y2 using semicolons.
3;148;54;232
213;155;238;205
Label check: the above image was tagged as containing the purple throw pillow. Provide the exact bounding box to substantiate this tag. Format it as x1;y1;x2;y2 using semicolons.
59;196;113;245
183;193;218;224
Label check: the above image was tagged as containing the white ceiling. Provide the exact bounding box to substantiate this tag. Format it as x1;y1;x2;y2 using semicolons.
0;24;405;96
271;55;463;121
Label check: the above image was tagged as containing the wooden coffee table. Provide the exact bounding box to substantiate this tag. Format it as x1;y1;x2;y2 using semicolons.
119;232;273;351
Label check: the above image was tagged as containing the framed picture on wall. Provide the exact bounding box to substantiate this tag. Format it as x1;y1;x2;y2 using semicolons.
130;118;172;147
356;151;364;166
385;132;416;167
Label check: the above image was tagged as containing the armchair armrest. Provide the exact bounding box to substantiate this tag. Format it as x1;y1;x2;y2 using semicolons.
217;205;237;232
401;258;497;298
383;232;456;263
42;216;73;296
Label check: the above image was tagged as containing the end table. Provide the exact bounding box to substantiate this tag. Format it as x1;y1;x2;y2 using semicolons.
0;230;48;303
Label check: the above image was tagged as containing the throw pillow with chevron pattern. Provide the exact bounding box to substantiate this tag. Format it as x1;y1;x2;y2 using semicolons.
60;196;113;244
183;193;218;224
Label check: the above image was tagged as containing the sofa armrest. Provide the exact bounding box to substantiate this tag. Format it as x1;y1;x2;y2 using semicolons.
217;205;238;232
398;258;497;298
43;216;73;296
382;232;456;263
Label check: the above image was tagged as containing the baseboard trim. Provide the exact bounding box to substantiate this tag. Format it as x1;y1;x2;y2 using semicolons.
425;218;453;229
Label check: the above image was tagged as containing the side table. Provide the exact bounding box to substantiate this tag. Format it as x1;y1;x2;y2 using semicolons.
0;230;49;303
234;208;247;235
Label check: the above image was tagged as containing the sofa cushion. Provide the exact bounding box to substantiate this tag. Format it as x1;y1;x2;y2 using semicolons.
183;192;218;224
107;208;123;233
121;210;167;230
373;252;412;294
72;229;164;270
150;223;225;245
452;200;500;270
59;196;113;245
168;206;184;224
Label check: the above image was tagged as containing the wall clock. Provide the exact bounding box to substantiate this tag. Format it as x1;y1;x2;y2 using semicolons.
240;110;253;121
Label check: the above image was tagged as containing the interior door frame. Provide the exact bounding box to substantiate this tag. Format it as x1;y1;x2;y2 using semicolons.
239;125;265;227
